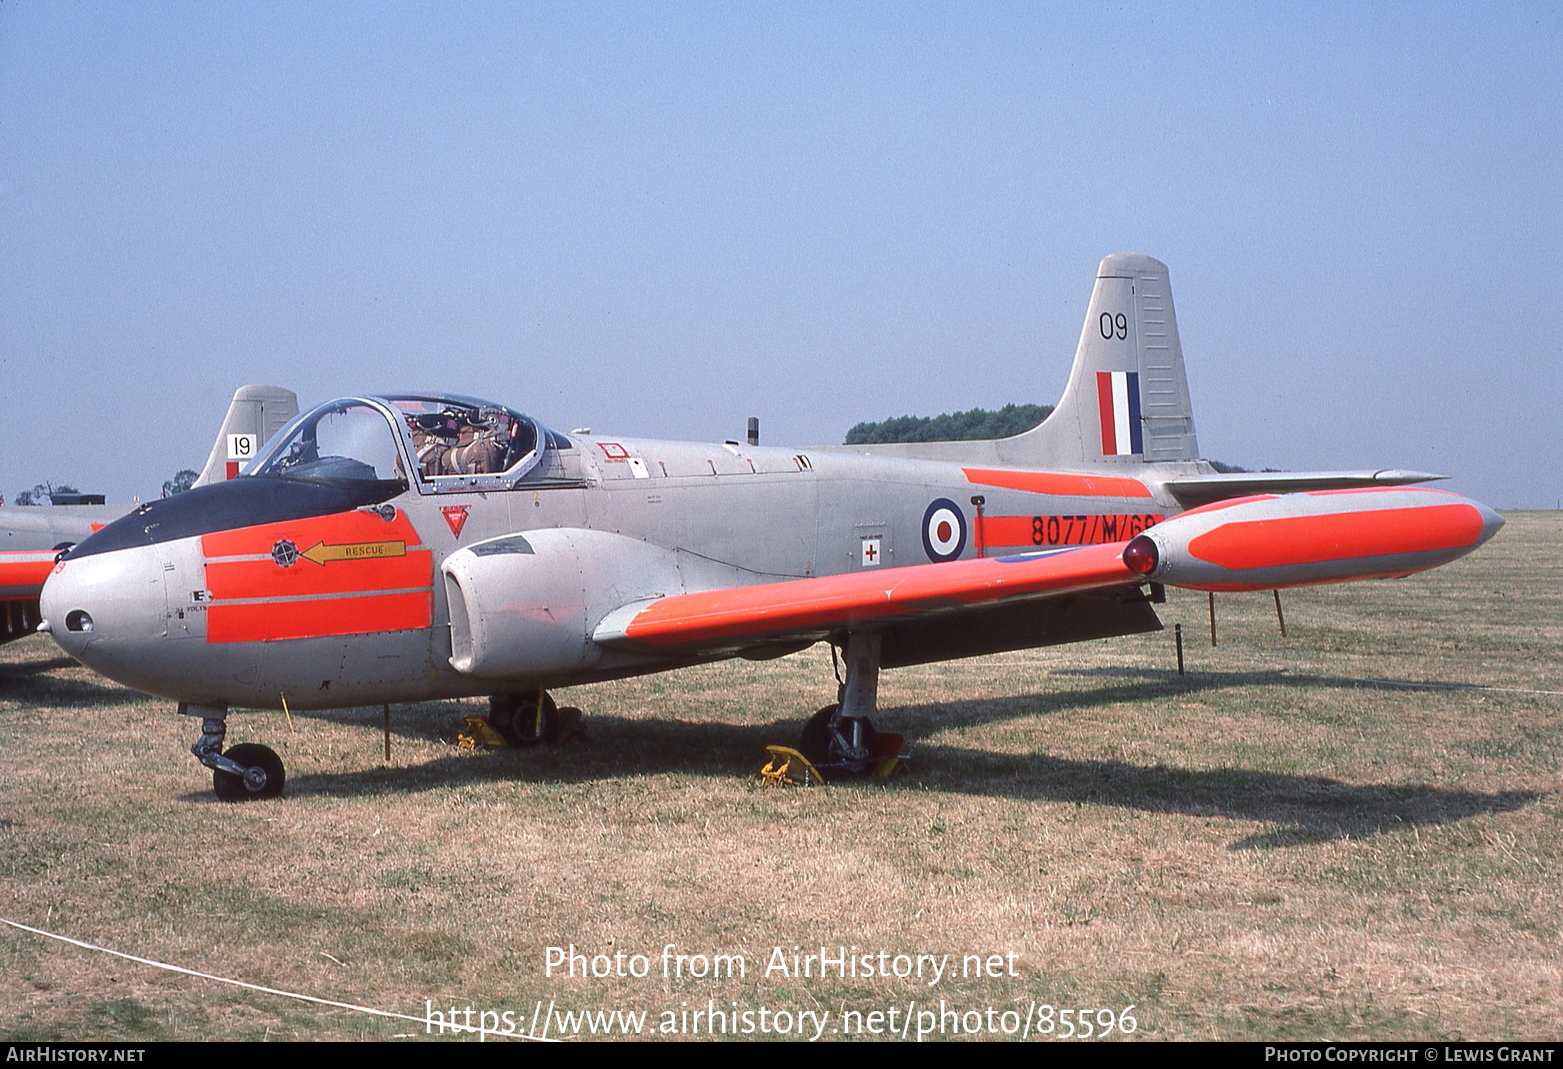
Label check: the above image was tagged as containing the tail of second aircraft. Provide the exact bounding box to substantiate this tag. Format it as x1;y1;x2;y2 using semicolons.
193;385;300;487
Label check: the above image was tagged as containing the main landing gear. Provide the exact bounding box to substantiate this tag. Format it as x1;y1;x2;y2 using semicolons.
763;632;909;786
487;691;560;746
185;704;285;802
466;691;582;748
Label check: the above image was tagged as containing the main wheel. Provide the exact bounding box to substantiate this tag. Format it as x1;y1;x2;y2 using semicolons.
212;743;285;802
489;692;559;747
798;704;877;776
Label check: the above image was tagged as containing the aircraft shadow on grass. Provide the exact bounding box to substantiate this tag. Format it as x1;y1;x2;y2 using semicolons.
0;654;142;707
1052;663;1486;694
272;679;1539;850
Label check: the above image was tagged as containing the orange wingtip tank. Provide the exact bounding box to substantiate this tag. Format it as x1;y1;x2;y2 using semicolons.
0;551;63;599
1122;488;1503;592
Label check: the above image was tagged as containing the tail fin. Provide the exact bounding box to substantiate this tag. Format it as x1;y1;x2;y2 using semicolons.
193;385;300;487
827;253;1199;470
998;253;1198;467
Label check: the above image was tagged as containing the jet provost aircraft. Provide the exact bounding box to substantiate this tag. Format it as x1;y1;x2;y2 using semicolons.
39;255;1502;801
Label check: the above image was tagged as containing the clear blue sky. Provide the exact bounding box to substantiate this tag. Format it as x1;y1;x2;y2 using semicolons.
2;2;1558;507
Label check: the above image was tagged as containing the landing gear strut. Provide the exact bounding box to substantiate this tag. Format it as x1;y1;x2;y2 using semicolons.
488;691;559;747
482;691;582;748
790;632;907;780
184;703;285;802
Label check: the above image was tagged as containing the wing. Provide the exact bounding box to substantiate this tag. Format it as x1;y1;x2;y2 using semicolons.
594;542;1145;655
593;486;1504;660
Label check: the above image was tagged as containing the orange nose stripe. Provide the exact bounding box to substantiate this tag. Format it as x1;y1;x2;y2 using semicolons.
201;510;421;558
206;550;433;599
208;591;433;644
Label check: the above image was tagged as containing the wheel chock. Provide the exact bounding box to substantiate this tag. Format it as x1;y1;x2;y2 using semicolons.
553;705;584;743
458;714;509;749
760;745;825;787
870;732;910;780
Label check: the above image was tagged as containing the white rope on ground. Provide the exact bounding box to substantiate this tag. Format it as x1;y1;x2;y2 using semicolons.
0;916;553;1041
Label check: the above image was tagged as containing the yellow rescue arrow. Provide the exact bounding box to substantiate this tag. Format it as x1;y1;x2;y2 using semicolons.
298;540;406;566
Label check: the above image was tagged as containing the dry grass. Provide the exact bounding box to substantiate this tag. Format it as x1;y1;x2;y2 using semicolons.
2;513;1560;1041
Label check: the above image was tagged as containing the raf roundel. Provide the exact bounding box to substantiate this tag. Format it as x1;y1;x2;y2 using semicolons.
921;498;967;563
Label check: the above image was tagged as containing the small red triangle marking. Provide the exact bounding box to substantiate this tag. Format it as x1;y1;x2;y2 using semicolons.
441;506;470;538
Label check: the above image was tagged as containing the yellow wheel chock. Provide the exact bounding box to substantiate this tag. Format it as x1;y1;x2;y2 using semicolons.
760;735;909;786
458;714;509;750
760;745;826;787
864;732;909;780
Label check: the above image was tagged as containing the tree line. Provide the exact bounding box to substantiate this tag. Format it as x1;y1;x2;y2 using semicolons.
9;470;199;507
843;405;1252;471
844;403;1055;444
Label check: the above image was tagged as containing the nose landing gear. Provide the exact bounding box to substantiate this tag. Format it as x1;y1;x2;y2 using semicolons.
185;704;285;802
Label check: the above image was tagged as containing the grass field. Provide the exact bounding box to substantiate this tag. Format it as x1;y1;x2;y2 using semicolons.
2;513;1559;1041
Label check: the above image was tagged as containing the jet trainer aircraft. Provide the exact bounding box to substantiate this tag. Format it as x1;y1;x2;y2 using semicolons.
0;387;298;644
38;255;1502;801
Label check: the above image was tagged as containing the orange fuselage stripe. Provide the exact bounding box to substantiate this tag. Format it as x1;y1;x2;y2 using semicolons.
1187;504;1486;571
622;541;1136;647
0;559;57;587
207;590;433;643
979;514;1163;548
206;550;433;599
963;468;1153;499
201;510;421;558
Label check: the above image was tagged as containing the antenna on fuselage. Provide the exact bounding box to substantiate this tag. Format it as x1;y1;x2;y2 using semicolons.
747;417;759;447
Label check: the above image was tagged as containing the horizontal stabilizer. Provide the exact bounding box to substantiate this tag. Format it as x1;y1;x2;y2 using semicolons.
1161;469;1445;507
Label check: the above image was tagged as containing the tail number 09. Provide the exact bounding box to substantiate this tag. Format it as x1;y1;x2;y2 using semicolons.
1099;312;1128;340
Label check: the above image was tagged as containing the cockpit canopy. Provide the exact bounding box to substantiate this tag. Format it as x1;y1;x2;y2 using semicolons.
385;395;538;481
249;394;549;495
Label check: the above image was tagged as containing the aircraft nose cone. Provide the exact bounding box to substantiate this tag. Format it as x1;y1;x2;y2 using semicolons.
40;545;167;665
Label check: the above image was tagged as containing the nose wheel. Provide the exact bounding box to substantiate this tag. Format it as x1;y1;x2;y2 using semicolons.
185;705;286;802
212;743;286;802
